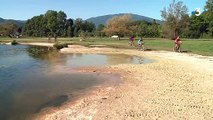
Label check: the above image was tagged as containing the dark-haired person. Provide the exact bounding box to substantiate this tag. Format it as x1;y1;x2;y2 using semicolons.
174;36;182;52
138;37;145;51
129;35;135;46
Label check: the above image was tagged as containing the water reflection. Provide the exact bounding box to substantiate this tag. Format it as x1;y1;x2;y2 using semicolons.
0;45;153;120
62;53;151;68
27;46;60;61
26;46;152;68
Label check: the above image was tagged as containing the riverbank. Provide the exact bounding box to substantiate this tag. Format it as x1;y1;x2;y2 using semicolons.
31;44;213;120
1;37;213;56
0;42;54;47
20;42;54;47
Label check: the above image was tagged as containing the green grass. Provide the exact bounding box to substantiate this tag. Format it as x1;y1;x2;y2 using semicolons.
181;40;213;56
1;37;213;56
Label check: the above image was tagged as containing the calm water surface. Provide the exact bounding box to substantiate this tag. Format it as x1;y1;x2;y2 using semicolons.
0;45;152;120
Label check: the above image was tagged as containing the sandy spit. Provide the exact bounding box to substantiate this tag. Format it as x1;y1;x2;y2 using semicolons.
20;42;54;47
34;45;213;120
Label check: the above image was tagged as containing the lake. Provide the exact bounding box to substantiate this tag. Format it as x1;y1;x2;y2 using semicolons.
0;45;152;120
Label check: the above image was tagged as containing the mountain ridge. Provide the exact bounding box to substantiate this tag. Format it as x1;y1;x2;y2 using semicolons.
86;13;162;27
0;13;162;28
0;17;25;27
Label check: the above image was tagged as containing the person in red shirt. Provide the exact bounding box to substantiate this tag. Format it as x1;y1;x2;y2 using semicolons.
129;35;135;46
174;36;182;52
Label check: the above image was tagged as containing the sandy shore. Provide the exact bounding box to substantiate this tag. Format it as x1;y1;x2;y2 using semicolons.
33;45;213;120
20;42;54;47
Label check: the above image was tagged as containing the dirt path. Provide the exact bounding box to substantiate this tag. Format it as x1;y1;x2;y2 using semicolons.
35;45;213;120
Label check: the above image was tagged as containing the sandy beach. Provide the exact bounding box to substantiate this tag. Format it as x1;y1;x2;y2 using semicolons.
33;44;213;120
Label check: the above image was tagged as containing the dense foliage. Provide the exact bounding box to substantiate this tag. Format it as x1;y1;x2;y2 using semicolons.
161;0;189;39
0;23;19;37
23;10;95;38
103;15;134;40
53;43;68;50
11;40;18;45
1;0;213;39
161;0;213;39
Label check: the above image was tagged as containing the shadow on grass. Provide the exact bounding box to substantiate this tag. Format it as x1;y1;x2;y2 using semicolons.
145;48;155;51
181;50;192;53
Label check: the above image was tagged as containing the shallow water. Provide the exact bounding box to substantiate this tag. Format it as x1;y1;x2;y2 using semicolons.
0;45;152;120
61;53;153;67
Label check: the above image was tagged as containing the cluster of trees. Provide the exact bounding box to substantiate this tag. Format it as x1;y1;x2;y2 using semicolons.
187;0;213;38
1;0;213;39
0;23;22;37
103;0;213;39
101;15;160;40
161;0;213;39
0;14;162;39
23;11;161;40
133;20;160;38
23;10;95;39
97;0;213;39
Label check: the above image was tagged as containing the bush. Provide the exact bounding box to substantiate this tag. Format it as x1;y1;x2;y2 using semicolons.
53;43;68;50
11;40;18;45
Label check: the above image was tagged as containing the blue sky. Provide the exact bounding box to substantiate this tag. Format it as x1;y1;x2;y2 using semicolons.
0;0;207;20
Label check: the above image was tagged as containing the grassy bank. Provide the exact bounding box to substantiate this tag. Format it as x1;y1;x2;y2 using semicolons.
1;37;213;56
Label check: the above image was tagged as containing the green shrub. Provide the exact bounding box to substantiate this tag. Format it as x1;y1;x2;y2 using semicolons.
11;40;18;45
53;43;68;50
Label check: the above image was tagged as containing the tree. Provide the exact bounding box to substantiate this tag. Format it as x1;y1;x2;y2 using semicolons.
136;20;160;38
150;19;160;37
65;18;74;37
21;10;95;38
23;15;47;37
204;0;213;37
137;21;149;37
205;0;213;11
82;21;95;32
57;11;67;37
161;0;189;39
72;19;95;37
73;18;83;37
45;10;58;41
103;14;133;40
67;26;72;37
96;24;105;37
17;27;22;35
178;14;190;38
0;23;18;37
187;15;208;38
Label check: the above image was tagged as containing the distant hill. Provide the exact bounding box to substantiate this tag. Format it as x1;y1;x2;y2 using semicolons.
0;17;4;23
0;13;162;28
0;17;25;27
86;13;162;27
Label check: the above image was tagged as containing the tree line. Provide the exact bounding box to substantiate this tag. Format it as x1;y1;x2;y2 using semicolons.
23;10;95;39
161;0;213;39
0;23;22;38
1;0;213;39
23;11;160;40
